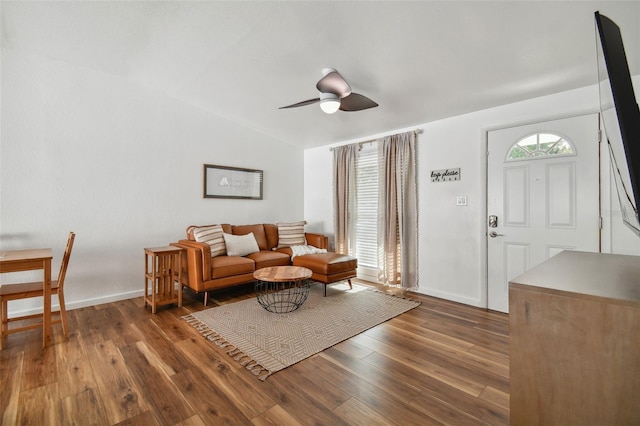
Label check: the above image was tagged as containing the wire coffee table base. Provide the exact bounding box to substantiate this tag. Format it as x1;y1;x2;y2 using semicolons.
254;266;313;313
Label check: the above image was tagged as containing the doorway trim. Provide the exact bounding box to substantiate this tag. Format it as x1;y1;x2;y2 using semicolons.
480;109;601;309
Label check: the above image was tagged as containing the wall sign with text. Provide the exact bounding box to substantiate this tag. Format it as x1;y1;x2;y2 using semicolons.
430;168;461;182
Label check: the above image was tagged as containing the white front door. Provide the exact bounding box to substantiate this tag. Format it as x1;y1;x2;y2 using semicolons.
487;113;600;312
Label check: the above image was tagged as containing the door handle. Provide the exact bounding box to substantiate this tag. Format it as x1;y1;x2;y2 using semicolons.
489;231;504;238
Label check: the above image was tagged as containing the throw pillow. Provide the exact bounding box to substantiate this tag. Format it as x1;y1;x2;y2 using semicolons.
277;220;307;247
223;232;260;257
192;224;226;257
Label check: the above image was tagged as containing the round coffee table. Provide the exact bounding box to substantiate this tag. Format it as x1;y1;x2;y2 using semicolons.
253;266;313;313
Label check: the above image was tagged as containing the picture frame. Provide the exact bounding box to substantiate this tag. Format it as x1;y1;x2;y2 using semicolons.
203;164;263;200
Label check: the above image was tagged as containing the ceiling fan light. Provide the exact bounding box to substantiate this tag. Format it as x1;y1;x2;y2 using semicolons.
320;99;340;114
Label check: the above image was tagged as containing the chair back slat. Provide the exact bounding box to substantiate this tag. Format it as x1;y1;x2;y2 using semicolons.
57;232;75;291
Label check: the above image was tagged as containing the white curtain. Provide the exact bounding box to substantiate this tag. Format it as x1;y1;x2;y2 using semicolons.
332;144;358;255
377;131;418;289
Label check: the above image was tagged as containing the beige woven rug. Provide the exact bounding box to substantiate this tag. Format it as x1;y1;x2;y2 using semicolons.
183;282;420;380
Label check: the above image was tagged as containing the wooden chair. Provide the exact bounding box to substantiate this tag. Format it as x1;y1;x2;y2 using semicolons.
0;232;75;348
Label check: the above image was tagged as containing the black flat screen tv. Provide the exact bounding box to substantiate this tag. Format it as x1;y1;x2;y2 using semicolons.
595;11;640;236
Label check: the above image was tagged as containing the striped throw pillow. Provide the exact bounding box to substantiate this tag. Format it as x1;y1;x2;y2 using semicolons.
277;221;307;248
192;225;227;257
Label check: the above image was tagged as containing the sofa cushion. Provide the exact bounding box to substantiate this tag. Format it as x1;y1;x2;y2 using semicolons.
191;224;227;257
210;255;255;279
277;221;307;247
247;250;291;270
223;232;260;257
273;246;293;256
232;224;268;251
263;224;279;250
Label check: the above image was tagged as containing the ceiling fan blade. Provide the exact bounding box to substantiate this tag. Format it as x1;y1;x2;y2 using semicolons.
316;71;351;97
339;93;378;111
279;98;320;109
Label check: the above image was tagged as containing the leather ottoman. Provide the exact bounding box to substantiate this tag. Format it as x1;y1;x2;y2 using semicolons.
292;252;357;296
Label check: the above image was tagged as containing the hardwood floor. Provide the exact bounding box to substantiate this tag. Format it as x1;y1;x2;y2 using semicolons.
0;281;509;425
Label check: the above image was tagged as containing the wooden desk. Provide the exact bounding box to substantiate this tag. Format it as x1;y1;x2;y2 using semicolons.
0;248;53;348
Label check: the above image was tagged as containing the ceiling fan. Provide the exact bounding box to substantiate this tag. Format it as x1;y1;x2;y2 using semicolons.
279;68;378;114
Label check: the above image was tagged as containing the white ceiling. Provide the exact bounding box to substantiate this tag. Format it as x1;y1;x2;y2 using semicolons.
2;1;639;149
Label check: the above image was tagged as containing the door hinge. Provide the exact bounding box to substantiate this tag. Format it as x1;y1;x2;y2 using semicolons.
599;216;603;230
598;129;603;143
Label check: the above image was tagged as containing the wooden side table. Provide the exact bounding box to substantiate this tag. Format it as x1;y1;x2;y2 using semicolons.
144;246;183;313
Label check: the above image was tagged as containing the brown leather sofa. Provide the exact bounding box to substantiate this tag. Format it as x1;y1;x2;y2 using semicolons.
172;223;357;305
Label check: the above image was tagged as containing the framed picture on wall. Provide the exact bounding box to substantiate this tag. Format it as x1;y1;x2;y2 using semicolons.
203;164;263;200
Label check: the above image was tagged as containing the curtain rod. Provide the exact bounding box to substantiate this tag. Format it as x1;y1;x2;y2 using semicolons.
329;128;423;151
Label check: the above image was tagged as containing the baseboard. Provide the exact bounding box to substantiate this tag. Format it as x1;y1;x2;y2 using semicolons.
412;287;484;308
5;289;145;318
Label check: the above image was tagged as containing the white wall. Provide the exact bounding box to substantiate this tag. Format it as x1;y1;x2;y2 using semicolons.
305;78;640;308
1;49;304;314
4;49;637;316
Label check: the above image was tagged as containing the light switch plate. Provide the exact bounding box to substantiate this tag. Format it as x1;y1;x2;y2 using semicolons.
456;196;467;206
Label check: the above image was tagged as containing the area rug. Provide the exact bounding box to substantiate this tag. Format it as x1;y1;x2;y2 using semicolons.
183;282;420;380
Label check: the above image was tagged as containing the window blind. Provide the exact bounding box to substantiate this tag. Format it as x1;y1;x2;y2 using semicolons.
356;143;379;269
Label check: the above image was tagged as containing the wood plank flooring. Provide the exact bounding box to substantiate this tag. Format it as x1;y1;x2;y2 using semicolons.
0;281;509;425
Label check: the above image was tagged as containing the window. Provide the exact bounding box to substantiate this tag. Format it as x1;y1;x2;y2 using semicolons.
345;133;417;286
506;132;576;161
355;143;379;273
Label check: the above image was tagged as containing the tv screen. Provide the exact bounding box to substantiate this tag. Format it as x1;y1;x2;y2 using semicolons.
595;11;640;236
